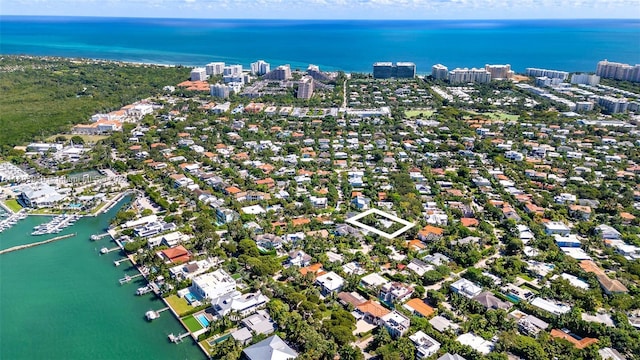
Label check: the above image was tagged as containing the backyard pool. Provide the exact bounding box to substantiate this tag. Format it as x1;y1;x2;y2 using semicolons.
185;292;197;304
195;314;210;328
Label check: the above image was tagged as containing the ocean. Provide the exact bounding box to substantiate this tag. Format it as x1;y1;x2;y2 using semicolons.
1;16;639;73
0;199;205;360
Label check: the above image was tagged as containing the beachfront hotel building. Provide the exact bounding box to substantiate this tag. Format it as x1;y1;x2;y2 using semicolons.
205;62;225;76
250;60;270;76
431;64;449;80
485;64;514;80
449;68;492;84
190;67;207;81
596;60;640;82
297;75;314;99
190;269;236;301
264;65;292;80
373;62;416;79
525;68;569;81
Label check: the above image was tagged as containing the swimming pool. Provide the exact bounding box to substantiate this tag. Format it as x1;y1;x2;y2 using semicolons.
207;333;230;346
195;314;210;328
505;294;520;303
185;292;197;304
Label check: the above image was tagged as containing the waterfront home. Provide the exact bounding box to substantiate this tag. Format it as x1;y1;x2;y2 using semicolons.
189;269;236;301
211;291;269;318
158;245;190;264
242;310;277;336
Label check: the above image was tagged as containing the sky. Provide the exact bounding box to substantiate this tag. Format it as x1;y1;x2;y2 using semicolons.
2;0;640;19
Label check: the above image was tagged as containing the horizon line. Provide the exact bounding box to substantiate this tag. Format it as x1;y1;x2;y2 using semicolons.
1;14;639;21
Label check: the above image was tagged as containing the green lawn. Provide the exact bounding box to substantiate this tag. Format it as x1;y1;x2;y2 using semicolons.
166;295;192;316
182;315;204;332
405;109;435;118
468;111;519;121
4;199;23;212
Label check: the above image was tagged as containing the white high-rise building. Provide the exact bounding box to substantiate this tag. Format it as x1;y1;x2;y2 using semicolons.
485;64;514;79
251;60;270;76
190;68;207;81
449;68;491;84
297;76;314;99
596;60;640;82
525;68;569;81
206;62;225;76
223;64;243;76
210;84;232;98
431;64;449;80
264;65;292;81
571;73;600;86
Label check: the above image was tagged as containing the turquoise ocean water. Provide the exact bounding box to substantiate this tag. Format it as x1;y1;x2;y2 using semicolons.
0;200;204;360
1;17;639;73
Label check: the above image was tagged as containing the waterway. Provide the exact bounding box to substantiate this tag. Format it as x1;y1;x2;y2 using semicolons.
0;198;204;359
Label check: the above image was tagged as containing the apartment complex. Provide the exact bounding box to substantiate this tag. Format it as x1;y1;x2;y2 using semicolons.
485;64;514;79
431;64;449;80
449;68;492;84
251;60;270;76
205;62;225;76
210;84;233;99
596;60;640;82
373;62;416;79
264;65;292;80
297;76;314;99
190;67;207;81
525;68;569;81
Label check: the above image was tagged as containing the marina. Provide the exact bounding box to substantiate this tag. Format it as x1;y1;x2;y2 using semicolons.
0;209;28;233
31;214;81;236
0;195;204;359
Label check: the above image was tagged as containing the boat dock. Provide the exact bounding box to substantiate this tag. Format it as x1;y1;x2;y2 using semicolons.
168;332;190;344
90;233;110;241
114;257;131;266
100;247;120;254
0;209;28;233
31;214;80;236
119;273;143;284
0;233;76;255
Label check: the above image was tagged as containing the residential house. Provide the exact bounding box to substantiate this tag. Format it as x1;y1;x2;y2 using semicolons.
410;331;441;358
473;291;513;311
242;335;298;360
315;271;345;295
380;282;414;304
381;311;411;338
450;279;482;299
403;298;435;318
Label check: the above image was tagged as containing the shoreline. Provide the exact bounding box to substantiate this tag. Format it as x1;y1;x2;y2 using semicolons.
105;196;210;359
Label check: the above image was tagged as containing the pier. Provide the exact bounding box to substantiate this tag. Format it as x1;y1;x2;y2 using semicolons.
114;257;132;266
119;273;143;284
100;247;120;254
168;332;190;344
0;233;76;255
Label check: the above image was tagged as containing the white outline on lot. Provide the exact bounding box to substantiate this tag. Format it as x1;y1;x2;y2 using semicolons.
346;208;415;239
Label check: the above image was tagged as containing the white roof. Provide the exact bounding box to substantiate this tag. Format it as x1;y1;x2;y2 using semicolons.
456;333;493;355
243;335;297;360
360;273;389;287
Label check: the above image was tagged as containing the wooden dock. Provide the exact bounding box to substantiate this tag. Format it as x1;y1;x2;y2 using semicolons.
90;233;110;241
168;332;190;344
0;233;76;255
114;257;131;266
119;273;143;284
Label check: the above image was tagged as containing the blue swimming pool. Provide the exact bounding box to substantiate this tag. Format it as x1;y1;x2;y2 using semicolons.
195;314;210;328
185;293;197;304
505;294;520;303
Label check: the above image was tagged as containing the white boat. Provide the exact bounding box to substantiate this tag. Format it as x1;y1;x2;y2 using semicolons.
100;247;109;254
145;310;159;321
